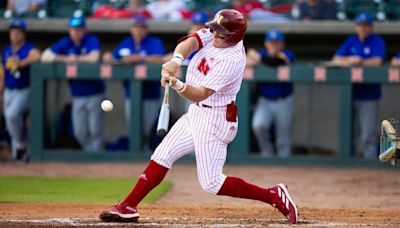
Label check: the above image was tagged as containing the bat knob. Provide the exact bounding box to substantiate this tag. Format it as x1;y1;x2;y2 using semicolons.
157;129;167;138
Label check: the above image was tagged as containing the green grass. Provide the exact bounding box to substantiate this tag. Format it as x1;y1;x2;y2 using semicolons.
0;176;171;204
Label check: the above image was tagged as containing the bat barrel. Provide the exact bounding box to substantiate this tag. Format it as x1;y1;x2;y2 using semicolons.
157;129;167;138
156;103;170;137
157;83;170;137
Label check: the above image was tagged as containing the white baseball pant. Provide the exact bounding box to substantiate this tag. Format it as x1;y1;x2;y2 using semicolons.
151;104;238;195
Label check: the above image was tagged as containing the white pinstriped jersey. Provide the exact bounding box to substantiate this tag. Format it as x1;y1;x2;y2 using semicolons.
186;28;246;107
152;28;245;194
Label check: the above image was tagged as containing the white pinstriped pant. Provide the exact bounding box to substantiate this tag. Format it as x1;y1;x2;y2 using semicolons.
151;103;238;195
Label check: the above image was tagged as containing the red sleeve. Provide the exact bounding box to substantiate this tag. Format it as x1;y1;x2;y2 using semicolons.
177;32;203;49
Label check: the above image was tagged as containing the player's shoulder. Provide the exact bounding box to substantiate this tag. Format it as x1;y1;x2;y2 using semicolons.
18;42;36;53
283;49;294;56
142;35;164;48
369;34;385;44
57;35;72;43
196;28;213;42
197;28;212;35
121;36;133;43
116;36;133;48
283;49;295;61
213;49;245;65
369;33;384;39
258;49;267;56
145;35;162;42
53;36;74;48
346;34;359;42
84;33;99;41
224;43;246;62
24;41;36;49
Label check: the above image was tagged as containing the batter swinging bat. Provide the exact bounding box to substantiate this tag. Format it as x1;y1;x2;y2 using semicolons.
157;83;170;137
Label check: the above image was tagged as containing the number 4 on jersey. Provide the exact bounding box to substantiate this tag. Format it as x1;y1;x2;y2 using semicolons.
197;57;210;75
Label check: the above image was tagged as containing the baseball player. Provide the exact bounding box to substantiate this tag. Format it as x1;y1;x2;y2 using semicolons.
102;15;165;151
247;29;295;158
332;13;385;159
100;9;299;224
0;19;40;161
41;15;105;152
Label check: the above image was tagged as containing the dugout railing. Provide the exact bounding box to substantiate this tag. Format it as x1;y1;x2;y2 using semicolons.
29;63;400;166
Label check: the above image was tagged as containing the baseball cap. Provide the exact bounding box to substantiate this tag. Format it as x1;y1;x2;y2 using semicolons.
69;15;86;28
9;19;27;32
265;29;285;42
191;11;209;24
355;13;373;25
131;15;148;26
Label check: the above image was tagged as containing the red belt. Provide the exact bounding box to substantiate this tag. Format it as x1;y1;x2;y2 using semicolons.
196;103;212;108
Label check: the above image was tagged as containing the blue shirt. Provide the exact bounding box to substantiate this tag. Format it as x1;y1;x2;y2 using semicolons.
2;42;36;89
335;34;386;100
257;49;295;99
112;35;165;100
51;34;105;97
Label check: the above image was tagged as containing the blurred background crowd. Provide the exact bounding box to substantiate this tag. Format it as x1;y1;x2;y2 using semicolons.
1;0;400;22
1;0;400;163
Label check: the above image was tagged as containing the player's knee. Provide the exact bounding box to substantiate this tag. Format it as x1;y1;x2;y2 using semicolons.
199;181;217;194
151;157;172;169
251;121;265;132
73;127;87;140
150;147;174;169
199;177;223;195
251;122;258;132
5;111;21;123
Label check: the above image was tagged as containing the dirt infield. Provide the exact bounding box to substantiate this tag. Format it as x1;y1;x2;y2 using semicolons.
0;162;399;227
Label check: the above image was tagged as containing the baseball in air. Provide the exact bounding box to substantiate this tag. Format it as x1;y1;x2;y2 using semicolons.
101;100;113;112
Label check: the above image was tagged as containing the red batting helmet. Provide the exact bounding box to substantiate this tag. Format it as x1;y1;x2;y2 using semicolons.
205;9;247;46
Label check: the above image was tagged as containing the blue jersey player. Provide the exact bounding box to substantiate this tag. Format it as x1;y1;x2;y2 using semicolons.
0;19;40;161
43;15;105;152
332;13;386;159
247;29;295;158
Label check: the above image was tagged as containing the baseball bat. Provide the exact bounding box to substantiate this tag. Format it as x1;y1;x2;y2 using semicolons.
156;83;170;137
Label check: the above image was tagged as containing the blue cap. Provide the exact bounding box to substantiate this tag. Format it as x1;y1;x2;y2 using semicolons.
355;13;373;25
69;16;86;28
131;15;148;26
191;11;209;24
9;19;26;32
265;29;285;42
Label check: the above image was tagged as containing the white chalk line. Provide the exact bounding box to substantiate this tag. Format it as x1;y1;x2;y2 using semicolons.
0;217;396;227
